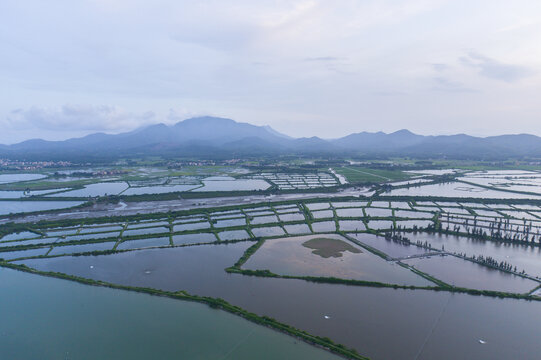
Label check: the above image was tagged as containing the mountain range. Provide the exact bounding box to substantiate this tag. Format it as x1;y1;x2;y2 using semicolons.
1;116;541;160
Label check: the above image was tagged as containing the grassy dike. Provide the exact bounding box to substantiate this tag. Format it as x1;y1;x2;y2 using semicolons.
0;261;368;360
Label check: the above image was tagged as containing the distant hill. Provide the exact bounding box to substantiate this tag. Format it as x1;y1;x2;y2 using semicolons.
1;116;541;160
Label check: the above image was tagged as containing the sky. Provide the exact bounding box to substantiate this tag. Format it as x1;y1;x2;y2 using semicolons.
1;0;541;144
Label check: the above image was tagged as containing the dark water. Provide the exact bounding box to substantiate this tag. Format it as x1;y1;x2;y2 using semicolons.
19;243;541;359
0;267;339;360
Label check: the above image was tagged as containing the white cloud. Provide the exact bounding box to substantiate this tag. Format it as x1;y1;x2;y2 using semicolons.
460;52;534;83
6;105;156;132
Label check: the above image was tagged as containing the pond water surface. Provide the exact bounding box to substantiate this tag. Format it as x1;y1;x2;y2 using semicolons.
403;254;538;293
405;232;541;277
0;267;340;360
17;243;541;359
0;201;85;215
243;234;431;286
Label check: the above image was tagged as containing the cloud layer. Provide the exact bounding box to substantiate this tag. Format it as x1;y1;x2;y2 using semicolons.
7;105;156;132
1;0;541;143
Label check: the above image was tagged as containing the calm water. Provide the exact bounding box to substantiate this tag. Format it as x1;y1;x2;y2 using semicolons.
18;243;541;359
217;230;251;241
49;241;115;256
338;220;366;231
311;221;337;232
250;215;278;225
395;220;433;228
53;182;128;197
0;237;59;248
122;227;169;237
284;223;312;235
0;173;46;184
348;233;431;258
116;237;170;250
1;231;40;241
0;247;50;260
366;220;394;230
121;184;199;195
0;201;84;215
214;218;247;227
173;222;210;232
335;208;364;217
312;210;335;219
0;267;340;360
172;232;217;245
385;182;541;199
459;176;541;195
406;232;541;277
244;235;431;286
251;226;285;238
403;254;538;293
306;202;331;211
194;179;270;192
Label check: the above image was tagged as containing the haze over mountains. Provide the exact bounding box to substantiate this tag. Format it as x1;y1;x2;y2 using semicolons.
2;116;540;160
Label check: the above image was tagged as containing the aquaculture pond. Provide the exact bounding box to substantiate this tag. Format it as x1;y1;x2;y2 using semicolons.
117;237;170;250
121;184;200;195
403;254;538;293
243;234;431;286
0;247;50;260
49;241;116;256
385;182;541;199
0;267;341;360
365;220;394;230
0;173;47;184
53;182;128;197
0;201;85;215
405;232;541;277
17;244;541;360
172;232;217;245
284;223;312;234
0;237;59;248
251;226;285;238
347;233;432;259
217;230;252;241
194;178;270;192
335;208;364;217
338;220;366;231
0;231;40;241
311;221;337;233
0;187;75;198
458;175;541;195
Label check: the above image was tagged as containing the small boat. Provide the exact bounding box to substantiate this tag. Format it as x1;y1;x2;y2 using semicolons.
478;339;486;344
324;315;330;319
